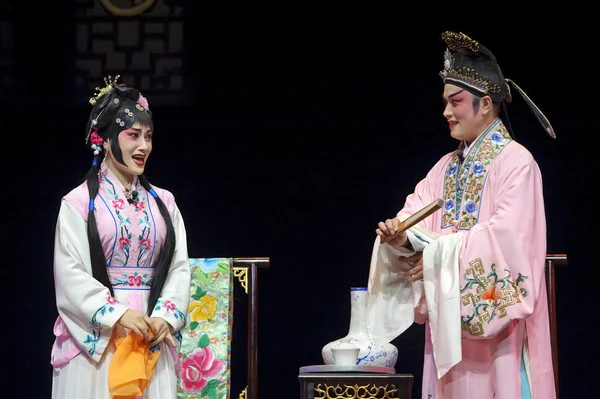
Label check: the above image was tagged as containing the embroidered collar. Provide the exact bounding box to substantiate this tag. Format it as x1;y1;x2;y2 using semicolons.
461;118;500;159
441;120;511;230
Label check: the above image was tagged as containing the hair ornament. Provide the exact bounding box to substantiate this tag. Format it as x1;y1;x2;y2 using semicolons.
89;74;121;105
137;94;149;111
89;131;104;155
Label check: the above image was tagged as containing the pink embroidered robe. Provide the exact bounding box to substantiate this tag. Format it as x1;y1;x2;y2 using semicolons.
50;162;191;399
369;120;555;399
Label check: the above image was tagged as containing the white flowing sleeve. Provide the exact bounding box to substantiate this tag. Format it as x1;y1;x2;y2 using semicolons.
150;204;191;333
366;225;440;344
53;200;129;362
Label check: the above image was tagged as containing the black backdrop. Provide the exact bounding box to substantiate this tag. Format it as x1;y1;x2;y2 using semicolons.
2;2;599;398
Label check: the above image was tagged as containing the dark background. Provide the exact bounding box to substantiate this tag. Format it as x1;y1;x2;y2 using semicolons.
2;1;599;398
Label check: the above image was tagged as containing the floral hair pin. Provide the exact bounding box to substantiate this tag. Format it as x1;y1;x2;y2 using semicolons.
137;94;149;111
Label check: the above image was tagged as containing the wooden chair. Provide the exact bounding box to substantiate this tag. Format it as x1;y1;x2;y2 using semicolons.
231;257;270;399
545;253;567;399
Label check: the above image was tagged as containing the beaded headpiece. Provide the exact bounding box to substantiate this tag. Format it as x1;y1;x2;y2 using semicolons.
89;74;120;105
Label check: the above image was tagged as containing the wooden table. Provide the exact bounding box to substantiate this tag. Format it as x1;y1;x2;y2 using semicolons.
299;366;413;399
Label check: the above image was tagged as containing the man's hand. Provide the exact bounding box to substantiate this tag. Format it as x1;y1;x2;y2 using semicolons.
376;217;408;247
404;253;423;281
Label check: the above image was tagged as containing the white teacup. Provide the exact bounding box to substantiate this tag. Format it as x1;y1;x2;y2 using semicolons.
331;343;360;366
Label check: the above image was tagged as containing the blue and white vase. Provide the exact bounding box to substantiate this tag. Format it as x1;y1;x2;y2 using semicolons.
322;287;398;368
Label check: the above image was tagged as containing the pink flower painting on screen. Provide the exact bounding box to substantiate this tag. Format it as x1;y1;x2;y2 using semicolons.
179;346;225;392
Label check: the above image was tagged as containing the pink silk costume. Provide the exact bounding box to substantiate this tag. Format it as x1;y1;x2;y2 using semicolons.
377;119;555;399
50;161;191;399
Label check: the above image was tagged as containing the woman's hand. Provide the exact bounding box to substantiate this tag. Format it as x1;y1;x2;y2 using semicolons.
146;317;176;347
117;309;157;340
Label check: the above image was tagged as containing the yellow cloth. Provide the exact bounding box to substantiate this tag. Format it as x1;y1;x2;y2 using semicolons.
108;332;161;399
